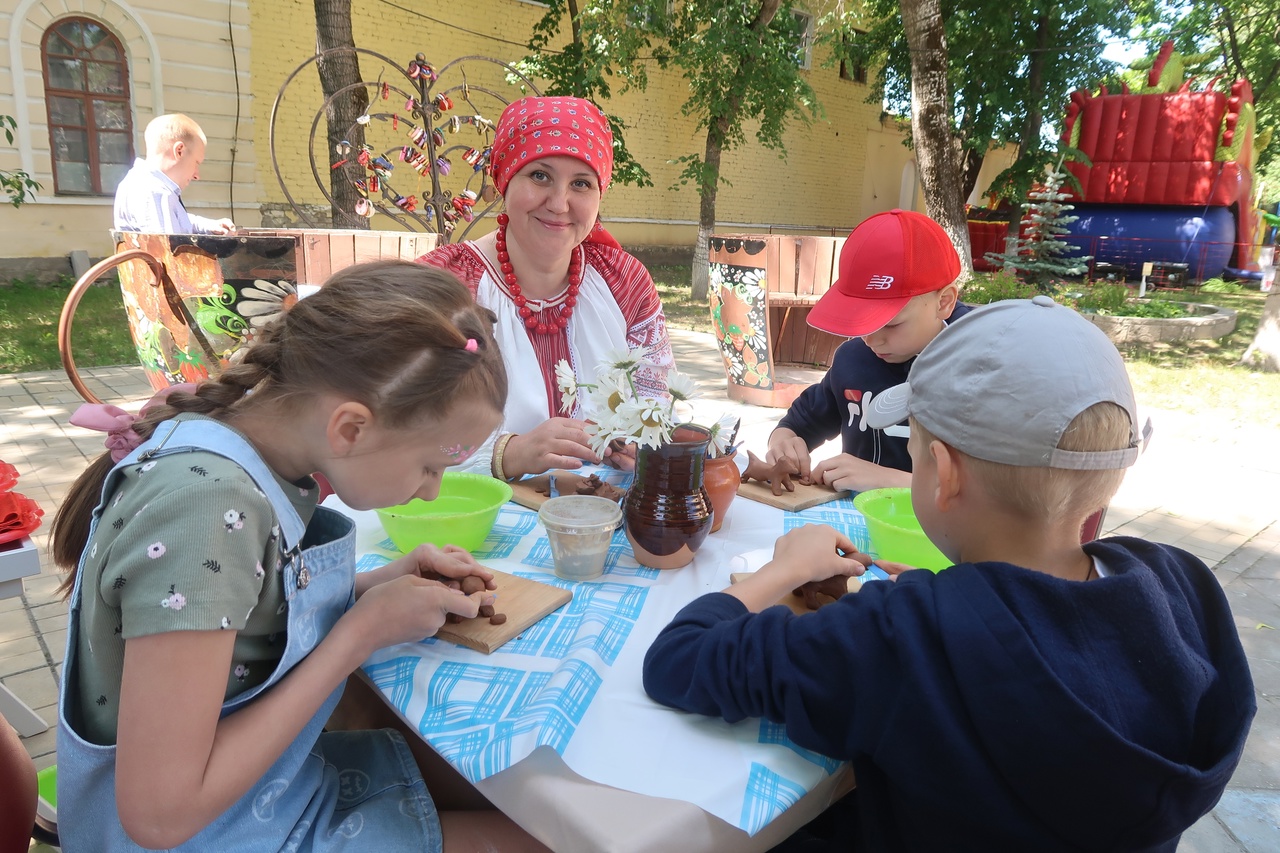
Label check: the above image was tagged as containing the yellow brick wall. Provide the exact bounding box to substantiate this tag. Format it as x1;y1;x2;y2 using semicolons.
250;0;913;246
0;0;253;261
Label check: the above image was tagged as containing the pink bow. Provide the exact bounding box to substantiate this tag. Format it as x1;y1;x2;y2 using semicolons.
69;384;199;462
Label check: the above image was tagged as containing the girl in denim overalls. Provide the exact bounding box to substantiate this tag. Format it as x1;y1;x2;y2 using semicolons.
51;262;551;852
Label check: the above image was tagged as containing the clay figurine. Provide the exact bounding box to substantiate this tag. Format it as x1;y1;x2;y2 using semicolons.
741;450;810;497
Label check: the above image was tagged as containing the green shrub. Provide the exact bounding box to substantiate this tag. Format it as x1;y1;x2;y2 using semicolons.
1200;277;1244;294
1069;283;1131;314
962;271;1039;305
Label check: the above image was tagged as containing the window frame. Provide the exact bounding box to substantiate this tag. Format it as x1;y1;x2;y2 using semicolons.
839;29;869;84
791;10;815;71
40;16;134;197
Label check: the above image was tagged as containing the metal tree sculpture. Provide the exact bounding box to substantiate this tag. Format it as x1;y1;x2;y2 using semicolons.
269;48;539;241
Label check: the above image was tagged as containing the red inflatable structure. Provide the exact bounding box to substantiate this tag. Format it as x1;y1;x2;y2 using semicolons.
1059;41;1260;276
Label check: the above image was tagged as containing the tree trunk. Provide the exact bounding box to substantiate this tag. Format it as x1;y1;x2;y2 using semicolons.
314;0;368;230
1007;12;1051;243
691;119;727;302
899;0;972;278
689;0;783;301
1241;290;1280;372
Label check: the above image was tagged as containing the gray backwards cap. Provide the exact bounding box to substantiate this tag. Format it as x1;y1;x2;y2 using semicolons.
865;295;1150;470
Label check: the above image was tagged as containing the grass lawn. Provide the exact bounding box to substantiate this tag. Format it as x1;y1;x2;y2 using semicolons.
3;269;1277;433
0;278;137;374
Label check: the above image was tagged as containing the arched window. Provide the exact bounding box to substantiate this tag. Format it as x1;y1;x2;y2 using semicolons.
41;17;133;195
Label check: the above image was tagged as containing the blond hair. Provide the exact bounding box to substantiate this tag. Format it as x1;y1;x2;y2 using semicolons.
143;114;206;157
914;402;1131;523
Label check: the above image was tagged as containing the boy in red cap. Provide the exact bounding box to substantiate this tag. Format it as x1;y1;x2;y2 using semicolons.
767;209;966;492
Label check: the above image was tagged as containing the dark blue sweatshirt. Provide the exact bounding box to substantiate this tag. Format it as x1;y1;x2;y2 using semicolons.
776;303;972;470
643;537;1255;852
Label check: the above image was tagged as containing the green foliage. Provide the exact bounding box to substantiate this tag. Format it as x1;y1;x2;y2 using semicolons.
962;271;1041;304
1065;284;1190;317
665;1;822;193
822;0;1134;204
518;0;659;187
1200;277;1245;293
0;115;41;206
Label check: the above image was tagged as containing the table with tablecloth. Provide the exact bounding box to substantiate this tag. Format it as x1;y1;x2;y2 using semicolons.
326;468;888;852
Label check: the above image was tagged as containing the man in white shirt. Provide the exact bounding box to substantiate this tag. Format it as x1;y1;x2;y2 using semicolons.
113;114;236;235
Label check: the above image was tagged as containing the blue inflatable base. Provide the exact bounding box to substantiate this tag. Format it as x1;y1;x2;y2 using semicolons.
1063;204;1236;281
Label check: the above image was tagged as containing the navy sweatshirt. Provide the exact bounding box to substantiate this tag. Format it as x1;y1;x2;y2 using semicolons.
776;303;972;470
643;538;1255;852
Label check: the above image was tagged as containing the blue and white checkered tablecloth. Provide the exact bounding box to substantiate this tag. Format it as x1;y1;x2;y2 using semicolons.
329;467;876;845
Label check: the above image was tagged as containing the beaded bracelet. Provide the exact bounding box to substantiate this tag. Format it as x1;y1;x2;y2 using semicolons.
491;432;519;481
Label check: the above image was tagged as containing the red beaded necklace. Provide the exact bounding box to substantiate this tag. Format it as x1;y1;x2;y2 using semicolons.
495;213;584;335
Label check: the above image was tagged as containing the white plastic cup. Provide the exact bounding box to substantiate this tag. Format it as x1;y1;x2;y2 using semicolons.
538;495;622;581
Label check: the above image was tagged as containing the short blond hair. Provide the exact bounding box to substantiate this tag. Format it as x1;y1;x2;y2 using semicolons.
143;114;206;157
914;402;1131;522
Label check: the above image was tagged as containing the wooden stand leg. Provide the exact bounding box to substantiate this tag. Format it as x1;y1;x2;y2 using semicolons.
0;684;49;737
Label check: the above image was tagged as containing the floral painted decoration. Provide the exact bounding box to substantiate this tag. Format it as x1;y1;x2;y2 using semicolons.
554;348;739;456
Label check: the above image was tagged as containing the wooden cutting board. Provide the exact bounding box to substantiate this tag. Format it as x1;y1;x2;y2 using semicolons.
508;473;554;510
508;471;627;511
729;572;857;616
736;479;848;512
436;567;571;654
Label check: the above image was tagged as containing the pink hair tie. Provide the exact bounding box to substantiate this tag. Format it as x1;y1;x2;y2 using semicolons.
464;338;479;352
68;383;199;462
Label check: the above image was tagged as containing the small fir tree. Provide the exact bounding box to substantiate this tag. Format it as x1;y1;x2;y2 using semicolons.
986;158;1091;290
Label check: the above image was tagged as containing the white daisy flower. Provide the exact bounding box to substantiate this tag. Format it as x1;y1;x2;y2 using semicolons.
708;413;740;456
554;359;579;414
599;346;648;373
586;370;633;417
666;371;700;404
617;397;674;449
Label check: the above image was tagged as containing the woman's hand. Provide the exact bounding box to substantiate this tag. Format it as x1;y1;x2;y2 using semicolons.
503;418;599;478
601;438;637;472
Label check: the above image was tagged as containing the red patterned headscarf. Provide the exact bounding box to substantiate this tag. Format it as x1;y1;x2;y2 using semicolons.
490;97;620;248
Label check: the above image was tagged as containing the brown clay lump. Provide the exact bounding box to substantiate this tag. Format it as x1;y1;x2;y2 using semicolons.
574;473;626;501
791;576;851;610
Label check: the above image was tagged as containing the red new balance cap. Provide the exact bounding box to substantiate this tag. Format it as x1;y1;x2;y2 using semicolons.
807;209;961;337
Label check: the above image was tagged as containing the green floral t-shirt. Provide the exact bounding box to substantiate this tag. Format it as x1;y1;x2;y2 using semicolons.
71;420;318;745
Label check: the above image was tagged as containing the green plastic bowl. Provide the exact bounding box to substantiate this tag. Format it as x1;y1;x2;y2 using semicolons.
37;764;57;807
375;472;513;553
853;488;951;572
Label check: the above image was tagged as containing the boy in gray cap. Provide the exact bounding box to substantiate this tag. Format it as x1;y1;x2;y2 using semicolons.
644;296;1254;852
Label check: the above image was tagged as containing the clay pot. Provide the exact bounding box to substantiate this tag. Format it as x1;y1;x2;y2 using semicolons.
623;426;713;569
702;450;740;533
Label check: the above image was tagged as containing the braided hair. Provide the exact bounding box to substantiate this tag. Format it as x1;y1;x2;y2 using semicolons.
53;261;506;588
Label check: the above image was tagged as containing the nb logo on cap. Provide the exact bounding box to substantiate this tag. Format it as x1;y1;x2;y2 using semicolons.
867;275;895;290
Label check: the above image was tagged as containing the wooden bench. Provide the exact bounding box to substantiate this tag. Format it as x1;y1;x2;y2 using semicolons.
708;234;849;408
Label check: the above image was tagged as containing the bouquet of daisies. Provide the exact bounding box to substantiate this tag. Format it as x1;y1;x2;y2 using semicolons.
555;348;739;455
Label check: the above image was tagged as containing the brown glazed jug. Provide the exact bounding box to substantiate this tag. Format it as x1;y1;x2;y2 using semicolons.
702;450;740;533
624;426;713;569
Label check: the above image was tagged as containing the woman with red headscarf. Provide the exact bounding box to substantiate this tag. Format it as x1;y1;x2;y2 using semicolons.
419;96;673;481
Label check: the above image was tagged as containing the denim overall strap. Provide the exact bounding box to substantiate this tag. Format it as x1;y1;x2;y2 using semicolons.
57;419;436;851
